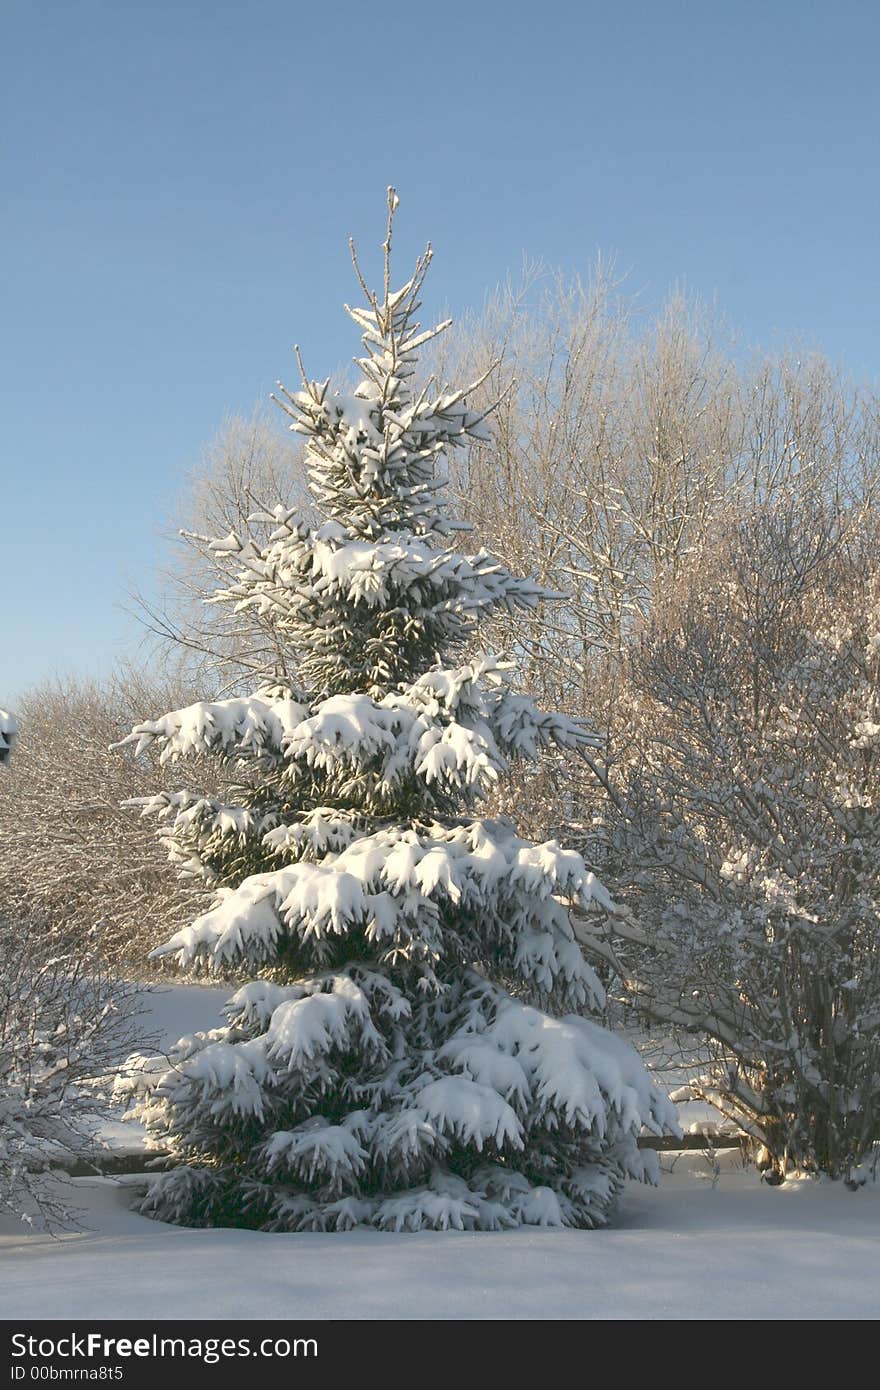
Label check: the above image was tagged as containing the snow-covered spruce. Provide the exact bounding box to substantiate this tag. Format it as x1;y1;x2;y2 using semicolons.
116;192;677;1232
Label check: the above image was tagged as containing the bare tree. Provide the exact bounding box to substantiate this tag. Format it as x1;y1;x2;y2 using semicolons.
435;271;880;711
435;270;743;699
0;914;144;1228
573;502;880;1180
0;667;216;968
138;409;309;692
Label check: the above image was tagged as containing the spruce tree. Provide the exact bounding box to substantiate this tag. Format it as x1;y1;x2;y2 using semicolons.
119;192;676;1231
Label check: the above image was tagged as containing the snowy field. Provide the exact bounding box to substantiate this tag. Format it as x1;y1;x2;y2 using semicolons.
0;986;876;1321
2;1158;878;1321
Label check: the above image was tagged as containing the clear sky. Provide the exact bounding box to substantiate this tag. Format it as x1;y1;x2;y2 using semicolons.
3;0;879;702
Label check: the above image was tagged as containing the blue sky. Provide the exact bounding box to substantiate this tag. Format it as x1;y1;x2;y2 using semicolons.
3;1;879;701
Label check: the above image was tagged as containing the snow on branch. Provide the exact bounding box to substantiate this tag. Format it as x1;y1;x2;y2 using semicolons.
150;817;612;1007
114;691;310;764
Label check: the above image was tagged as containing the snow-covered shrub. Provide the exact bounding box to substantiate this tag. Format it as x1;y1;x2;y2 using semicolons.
0;669;213;968
578;503;880;1181
117;192;677;1232
0;915;142;1228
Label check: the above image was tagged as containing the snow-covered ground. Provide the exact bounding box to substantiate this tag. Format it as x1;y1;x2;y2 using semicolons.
129;983;231;1054
4;984;877;1321
2;1157;878;1320
87;984;232;1154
